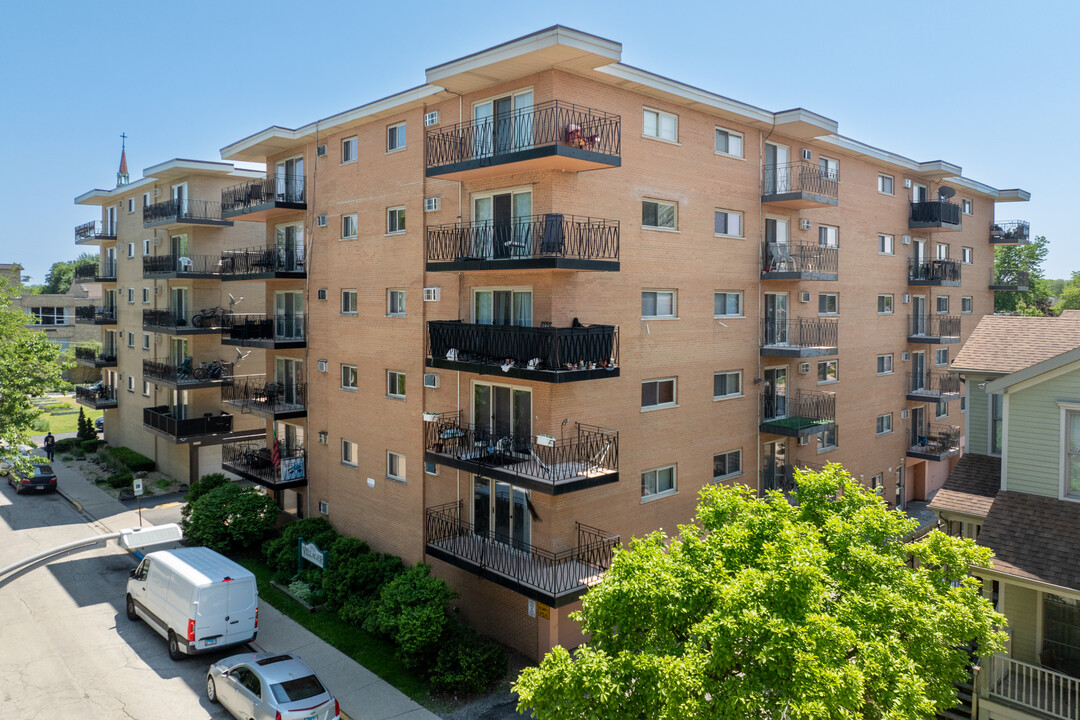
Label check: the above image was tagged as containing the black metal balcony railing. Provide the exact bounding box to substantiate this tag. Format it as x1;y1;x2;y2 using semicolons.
908;258;961;284
143;406;233;438
910;200;961;226
909;423;961;456
426;215;619;265
425;501;619;602
761;241;839;276
990;220;1030;243
221;314;306;344
75;305;116;323
75;220;116;241
221;440;306;487
762;160;839;199
992;268;1031;289
73;261;116;280
221;176;306;214
74;345;117;365
762;318;839;349
761;389;836;427
761;460;825;494
142;358;234;385
425;100;621;171
143;198;227;225
75;383;117;405
425;410;618;489
428;321;617;374
220;375;307;414
907;371;961;397
220;245;305;277
143;308;223;331
909;314;961;340
142;254;223;276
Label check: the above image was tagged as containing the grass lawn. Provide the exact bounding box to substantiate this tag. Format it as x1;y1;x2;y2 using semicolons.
233;554;433;707
35;396;101;434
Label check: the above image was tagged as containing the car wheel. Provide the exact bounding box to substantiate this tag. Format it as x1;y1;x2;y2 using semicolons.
205;675;218;703
125;594;138;621
167;631;184;661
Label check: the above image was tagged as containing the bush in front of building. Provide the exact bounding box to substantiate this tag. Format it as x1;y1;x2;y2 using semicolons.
323;538;403;626
182;482;277;553
184;472;228;504
97;446;155;473
76;408;97;441
371;563;456;670
106;472;133;489
54;437;81;453
263;516;339;578
79;439;101;454
429;622;508;695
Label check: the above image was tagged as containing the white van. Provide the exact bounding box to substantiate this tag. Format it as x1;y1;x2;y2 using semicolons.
126;547;258;661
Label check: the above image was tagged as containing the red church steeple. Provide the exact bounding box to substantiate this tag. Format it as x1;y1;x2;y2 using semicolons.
117;132;129;186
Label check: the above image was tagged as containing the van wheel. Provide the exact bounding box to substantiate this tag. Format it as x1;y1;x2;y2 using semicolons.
206;675;218;703
125;594;138;621
167;631;184;661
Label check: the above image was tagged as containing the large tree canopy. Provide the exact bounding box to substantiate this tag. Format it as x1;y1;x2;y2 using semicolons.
994;235;1051;315
515;466;1006;720
39;252;98;295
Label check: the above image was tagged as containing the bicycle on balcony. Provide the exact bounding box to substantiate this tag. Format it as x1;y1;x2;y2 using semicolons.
193;359;229;381
191;306;226;328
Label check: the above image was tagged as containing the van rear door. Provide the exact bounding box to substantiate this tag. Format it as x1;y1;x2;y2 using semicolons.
195;583;229;649
224;577;257;644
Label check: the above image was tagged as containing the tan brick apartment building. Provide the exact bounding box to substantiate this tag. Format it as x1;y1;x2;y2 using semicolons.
77;27;1030;658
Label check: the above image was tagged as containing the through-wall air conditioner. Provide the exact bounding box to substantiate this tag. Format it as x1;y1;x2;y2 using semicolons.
904;179;912;189
423;372;440;388
902;293;911;303
800;291;812;303
902;351;911;361
902;235;911;245
801;149;812;161
316;144;327;157
799;362;811;374
153;237;160;246
317;359;328;373
901;408;910;420
423;287;441;302
424;197;440;212
424;111;439;127
800;219;812;231
317;289;327;301
799;436;810;446
317;214;327;227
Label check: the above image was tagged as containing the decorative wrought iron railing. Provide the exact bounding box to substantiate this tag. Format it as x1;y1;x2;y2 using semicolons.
910;200;961;226
143;406;233;437
762;160;839;198
907;371;961;396
73;261;115;280
990;220;1030;242
761;389;836;425
75;306;116;322
987;653;1080;720
761;317;838;349
220;375;307;412
426;214;619;264
909;314;961;339
143;198;227;225
75;220;116;241
425;501;619;598
75;384;117;404
908;258;961;283
221;440;306;486
993;268;1031;288
425;410;617;487
221;175;306;214
221;313;306;343
220;245;305;276
428;321;617;372
909;423;961;454
74;345;117;364
142;358;234;385
142;254;223;276
761;241;838;275
761;460;825;494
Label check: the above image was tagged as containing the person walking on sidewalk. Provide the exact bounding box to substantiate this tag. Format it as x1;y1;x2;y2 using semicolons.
43;432;55;462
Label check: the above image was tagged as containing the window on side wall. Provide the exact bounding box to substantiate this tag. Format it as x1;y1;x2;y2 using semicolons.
877;354;893;375
387;452;406;481
387;289;406;316
387;122;406;152
341;440;357;467
713;371;741;399
876;414;893;435
642;200;676;230
642;290;676;318
387;371;406;399
341;290;357;315
341;214;357;239
643;108;677;142
341;136;357;163
962;297;973;314
879;234;894;255
387;206;405;234
714;292;742;317
713;450;742;481
642;378;676;409
341;365;357;390
817;427;837;452
1067;413;1080;498
714;209;743;237
878;174;894;195
714;128;743;157
641;465;676;498
817;359;838;384
878;294;894;314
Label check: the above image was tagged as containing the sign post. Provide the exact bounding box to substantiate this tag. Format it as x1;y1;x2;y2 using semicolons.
297;537;329;575
132;477;144;526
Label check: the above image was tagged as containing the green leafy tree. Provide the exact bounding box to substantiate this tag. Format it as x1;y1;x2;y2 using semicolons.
1047;277;1067;298
1053;271;1080;313
76;407;97;441
994;235;1051;315
515;465;1006;720
42;253;98;295
180;481;277;553
373;564;456;669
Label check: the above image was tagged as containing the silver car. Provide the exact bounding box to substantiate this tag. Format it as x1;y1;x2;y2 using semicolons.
206;652;339;720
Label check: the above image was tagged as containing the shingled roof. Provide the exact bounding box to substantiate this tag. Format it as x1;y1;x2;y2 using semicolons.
977;491;1080;592
952;315;1080;374
927;454;1001;518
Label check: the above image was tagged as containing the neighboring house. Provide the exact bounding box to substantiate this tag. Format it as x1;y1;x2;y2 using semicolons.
930;315;1080;720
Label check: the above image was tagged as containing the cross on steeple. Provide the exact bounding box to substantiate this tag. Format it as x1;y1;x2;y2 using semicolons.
117;133;130;186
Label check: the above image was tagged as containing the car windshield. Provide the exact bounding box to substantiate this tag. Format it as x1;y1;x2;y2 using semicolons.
34;465;53;476
269;675;326;703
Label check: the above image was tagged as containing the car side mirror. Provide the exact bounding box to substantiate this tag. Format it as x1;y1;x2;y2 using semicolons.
129;568;137;578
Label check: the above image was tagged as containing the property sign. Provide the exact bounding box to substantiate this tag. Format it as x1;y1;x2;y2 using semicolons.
298;537;328;572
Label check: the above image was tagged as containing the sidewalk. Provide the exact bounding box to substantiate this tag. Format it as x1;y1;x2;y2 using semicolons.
48;452;440;720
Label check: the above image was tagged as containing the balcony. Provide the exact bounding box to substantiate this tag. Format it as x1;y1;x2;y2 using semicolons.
984;653;1080;720
761;242;838;281
908;314;961;344
75;384;118;410
425;100;621;181
906;371;961;402
142;358;234;390
761;161;839;208
220;245;306;280
74;220;116;244
221;313;306;349
908;258;961;287
425;502;619;606
143;198;232;228
759;390;836;439
909;200;961;231
426;215;619;272
761;318;838;358
907;423;961;461
142;406;234;443
73;345;117;368
74;306;116;325
990;268;1030;292
760;460;824;496
143;308;224;334
220;375;307;420
427;321;618;383
221;176;305;221
142;254;223;279
989;220;1030;245
73;261;117;283
220;440;307;490
424;411;618;495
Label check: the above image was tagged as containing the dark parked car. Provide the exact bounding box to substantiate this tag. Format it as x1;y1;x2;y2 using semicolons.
9;463;57;494
95;416;104;432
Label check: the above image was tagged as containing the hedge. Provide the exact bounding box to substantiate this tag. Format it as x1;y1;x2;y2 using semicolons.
98;446;155;473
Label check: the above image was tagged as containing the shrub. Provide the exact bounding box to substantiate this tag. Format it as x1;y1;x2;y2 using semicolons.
181;482;277;553
30;416;50;433
98;446;155;473
184;472;229;505
79;439;101;454
322;537;403;612
430;623;508;695
54;438;81;453
263;516;339;575
77;408;97;441
107;472;134;489
372;564;456;670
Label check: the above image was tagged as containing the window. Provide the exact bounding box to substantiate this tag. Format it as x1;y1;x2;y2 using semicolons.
387;290;405;316
127;332;134;348
714;292;742;317
713;371;741;399
341;136;357;163
961;395;967;413
341;440;357;467
878;294;894;314
642;290;676;318
127;376;135;392
341;365;357;390
27;307;69;325
142;287;150;304
818;293;838;315
936;243;949;260
318;501;329;515
387;207;405;234
962;247;973;264
877;354;893;375
990;394;1003;455
1067;413;1080;498
937;296;950;314
341;214;357;239
714;127;743;157
127;242;135;258
387;122;406;151
125;288;133;304
127;198;135;213
142;239;151;256
878;174;894;195
817;359;838;384
876;413;893;435
936;348;949;366
642;200;677;229
819;156;838;179
424;461;438;476
341;290;357;315
713;450;742;481
714;209;743;237
642;378;676;409
142;380;151;397
962;296;973;314
641;465;676;498
817;427;837;452
962;198;973;215
141;333;150;350
643;108;677;142
387;371;406;399
818;225;839;248
142;193;150;208
879;233;894;255
387;452;406;481
871;473;882;490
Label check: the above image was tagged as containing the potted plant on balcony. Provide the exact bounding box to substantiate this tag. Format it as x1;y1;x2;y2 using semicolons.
423;411;440;423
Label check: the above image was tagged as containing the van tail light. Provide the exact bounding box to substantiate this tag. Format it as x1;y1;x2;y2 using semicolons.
186;619;195;642
274;712;282;720
335;698;340;717
254;607;259;629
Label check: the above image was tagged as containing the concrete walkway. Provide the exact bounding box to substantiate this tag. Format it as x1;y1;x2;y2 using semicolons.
45;450;440;720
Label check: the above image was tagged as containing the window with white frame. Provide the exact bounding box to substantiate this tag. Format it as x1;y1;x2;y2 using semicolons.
341;214;357;239
341;290;357;315
713;450;742;481
642;199;676;229
127;197;135;213
142;380;151;396
937;400;948;419
819;156;838;179
879;233;894;255
643;108;677;142
991;394;1003;455
142;193;150;208
818;224;839;248
128;376;135;392
141;333;150;350
27;307;69;325
937;296;950;314
387;207;405;234
1067;412;1080;498
127;332;134;348
713;371;741;399
142;287;150;304
387;122;405;151
936;348;949;366
127;242;135;258
714;209;743;237
818;293;838;315
871;473;882;489
877;354;893;375
387;371;405;399
387;452;406;481
341;364;357;390
878;294;894;314
127;288;134;304
817;359;838;384
962;198;973;215
387;289;405;316
641;464;676;498
143;239;151;256
817;427;838;452
424;461;438;476
936;243;949;260
714;127;743;157
962;296;973;314
642;290;676;318
962;247;973;264
876;413;893;435
878;174;894;195
341;440;358;467
714;292;742;317
341;136;357;163
642;378;676;409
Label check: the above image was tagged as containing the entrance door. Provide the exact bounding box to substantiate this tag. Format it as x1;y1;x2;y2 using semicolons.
274;291;304;340
475;191;532;259
106;206;117;235
171;287;188;326
764;293;789;346
911;295;927;335
473;477;531;549
763;367;788;420
104;246;117;275
171;183;188;216
171;234;189;270
911;406;926;447
473;383;531;451
474;90;533;159
276;157;304;202
895;465;906;509
275;223;304;271
762;440;787;492
765;143;790;194
912;183;928;203
170;338;188;367
473;289;531;327
911;351;926;391
170;389;189;418
275;358;304;406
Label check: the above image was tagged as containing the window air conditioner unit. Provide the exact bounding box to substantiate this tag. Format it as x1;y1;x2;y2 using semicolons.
801;149;812;161
423;287;441;302
423;372;440;388
902;235;911;245
900;408;910;420
424;197;440;212
800;219;812;231
316;144;327;157
800;291;812;303
317;288;328;301
317;214;327;227
424;111;439;127
799;362;811;374
799;436;810;446
902;293;911;303
318;431;328;445
904;179;912;189
902;351;911;361
153;237;160;245
317;359;328;372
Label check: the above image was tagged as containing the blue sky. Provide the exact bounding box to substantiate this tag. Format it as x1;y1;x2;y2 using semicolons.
1;0;1075;284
